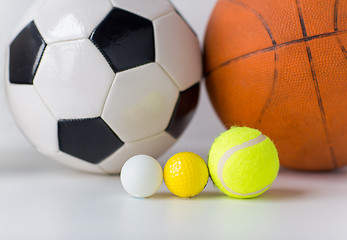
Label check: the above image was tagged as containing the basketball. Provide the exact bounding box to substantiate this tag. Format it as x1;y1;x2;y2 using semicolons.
204;0;347;171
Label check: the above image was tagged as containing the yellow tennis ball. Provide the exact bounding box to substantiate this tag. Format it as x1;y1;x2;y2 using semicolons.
208;127;279;199
164;152;209;198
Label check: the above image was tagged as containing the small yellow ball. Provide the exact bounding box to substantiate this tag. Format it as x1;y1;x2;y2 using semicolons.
208;127;280;199
164;152;209;198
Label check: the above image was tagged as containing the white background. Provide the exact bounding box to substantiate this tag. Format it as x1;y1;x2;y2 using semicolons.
0;0;347;239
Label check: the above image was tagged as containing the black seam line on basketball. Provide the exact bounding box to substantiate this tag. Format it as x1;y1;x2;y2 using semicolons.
256;51;279;125
296;0;338;168
205;30;347;76
228;0;277;45
337;39;347;59
296;0;308;37
334;0;347;59
305;43;338;168
334;0;340;31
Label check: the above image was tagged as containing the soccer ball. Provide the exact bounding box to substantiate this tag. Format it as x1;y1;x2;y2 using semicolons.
6;0;202;174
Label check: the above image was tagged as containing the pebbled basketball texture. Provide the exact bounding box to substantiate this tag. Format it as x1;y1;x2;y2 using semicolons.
204;0;347;171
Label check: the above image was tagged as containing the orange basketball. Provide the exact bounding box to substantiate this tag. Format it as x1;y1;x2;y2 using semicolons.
204;0;347;171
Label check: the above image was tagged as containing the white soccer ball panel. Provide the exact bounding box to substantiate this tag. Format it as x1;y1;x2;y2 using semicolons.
34;39;115;120
35;0;112;43
5;83;59;153
102;63;179;142
6;0;202;175
9;0;45;43
154;12;202;91
111;0;174;21
46;151;106;174
99;131;176;174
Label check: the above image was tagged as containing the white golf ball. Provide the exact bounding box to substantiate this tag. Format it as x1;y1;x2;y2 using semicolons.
121;155;163;198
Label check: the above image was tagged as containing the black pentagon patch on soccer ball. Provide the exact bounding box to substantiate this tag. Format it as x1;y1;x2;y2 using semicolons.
9;21;46;85
90;8;155;73
58;117;124;164
166;83;200;139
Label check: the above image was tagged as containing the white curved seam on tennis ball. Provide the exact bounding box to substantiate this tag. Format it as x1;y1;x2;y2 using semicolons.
217;133;272;196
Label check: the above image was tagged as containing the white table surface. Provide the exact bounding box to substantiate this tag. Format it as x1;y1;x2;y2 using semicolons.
1;0;347;239
1;140;347;240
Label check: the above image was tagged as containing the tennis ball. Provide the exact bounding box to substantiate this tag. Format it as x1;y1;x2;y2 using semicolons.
208;127;279;199
164;152;209;198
